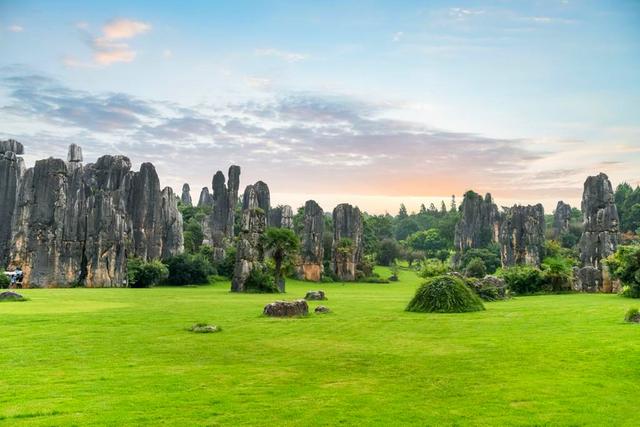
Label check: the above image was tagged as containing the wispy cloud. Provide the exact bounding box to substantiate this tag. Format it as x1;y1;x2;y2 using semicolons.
255;48;308;62
6;24;23;32
65;18;151;67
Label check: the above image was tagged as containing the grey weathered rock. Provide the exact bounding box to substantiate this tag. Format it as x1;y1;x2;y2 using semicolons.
499;204;545;267
299;200;324;281
263;299;309;317
209;166;240;260
67;143;83;162
197;187;213;208
7;147;183;288
181;183;192;207
314;305;330;314
253;180;270;219
454;191;501;253
0;139;24;155
0;147;23;268
552;201;572;240
331;203;363;281
577;173;620;292
304;290;326;300
189;323;221;333
573;266;601;293
269;205;294;229
231;184;267;292
469;275;508;299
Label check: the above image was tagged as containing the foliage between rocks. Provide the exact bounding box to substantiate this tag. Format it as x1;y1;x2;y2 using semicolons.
406;274;485;313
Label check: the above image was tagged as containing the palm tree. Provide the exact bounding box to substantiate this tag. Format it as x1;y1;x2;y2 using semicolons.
262;227;300;292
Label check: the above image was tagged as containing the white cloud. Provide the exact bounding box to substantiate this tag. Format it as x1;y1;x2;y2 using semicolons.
245;77;272;90
255;48;308;63
7;25;23;32
393;31;404;42
162;49;173;59
66;18;151;67
449;8;485;19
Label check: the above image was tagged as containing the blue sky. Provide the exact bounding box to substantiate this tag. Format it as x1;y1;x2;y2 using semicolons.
1;0;639;213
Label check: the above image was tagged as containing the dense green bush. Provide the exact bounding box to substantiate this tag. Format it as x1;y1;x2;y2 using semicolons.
164;253;215;286
624;307;639;322
0;273;10;289
459;245;501;274
244;267;279;293
606;245;640;298
406;275;485;313
497;265;546;295
541;255;574;292
377;238;401;266
420;259;450;278
127;258;169;288
214;246;236;279
465;257;486;278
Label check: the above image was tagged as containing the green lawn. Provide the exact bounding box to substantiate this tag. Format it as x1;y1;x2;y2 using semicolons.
1;267;638;426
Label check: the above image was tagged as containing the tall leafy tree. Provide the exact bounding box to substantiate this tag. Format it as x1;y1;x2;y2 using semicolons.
262;227;300;292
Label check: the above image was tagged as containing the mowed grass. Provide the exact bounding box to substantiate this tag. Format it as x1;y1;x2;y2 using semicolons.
1;267;639;426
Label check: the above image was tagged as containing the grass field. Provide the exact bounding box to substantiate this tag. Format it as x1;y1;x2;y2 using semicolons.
1;267;639;426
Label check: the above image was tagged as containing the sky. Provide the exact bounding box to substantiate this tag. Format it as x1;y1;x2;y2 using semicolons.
1;0;639;214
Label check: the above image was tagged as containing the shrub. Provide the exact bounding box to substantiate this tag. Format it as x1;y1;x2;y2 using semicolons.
541;255;574;292
377;238;401;266
465;257;486;278
459;245;501;274
320;275;334;283
164;253;215;286
624;307;640;323
214;246;236;279
0;274;10;289
406;275;485;313
244;267;279;293
497;265;546;295
127;258;169;288
606;245;640;298
420;259;450;278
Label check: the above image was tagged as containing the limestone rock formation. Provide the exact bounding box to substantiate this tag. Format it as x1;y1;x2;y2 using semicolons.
253;180;270;219
454;191;501;253
6;144;183;288
231;184;267;292
299;200;324;281
197;187;213;208
0;144;24;268
314;305;330;314
269;205;294;229
499;204;545;267
331;203;363;281
209;166;240;260
304;290;326;300
573;266;600;293
576;173;620;292
263;300;309;317
181;183;192;206
552;201;572;240
0;139;24;155
0;291;24;301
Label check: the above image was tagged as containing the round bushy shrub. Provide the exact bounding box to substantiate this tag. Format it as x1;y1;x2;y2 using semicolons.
0;274;10;289
497;266;546;295
164;253;215;286
127;259;169;288
465;257;487;278
624;307;640;323
244;267;279;293
406;275;485;313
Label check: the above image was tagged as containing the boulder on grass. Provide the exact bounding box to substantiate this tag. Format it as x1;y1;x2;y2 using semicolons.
315;305;331;314
263;300;308;317
0;291;24;301
189;323;221;333
304;290;326;301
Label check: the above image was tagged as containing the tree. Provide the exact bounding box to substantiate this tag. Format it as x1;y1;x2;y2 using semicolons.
377;238;401;266
407;229;446;258
398;204;408;219
262;227;300;292
419;204;427;214
606;245;640;298
127;258;169;288
164;253;215;286
395;217;419;241
465;257;486;278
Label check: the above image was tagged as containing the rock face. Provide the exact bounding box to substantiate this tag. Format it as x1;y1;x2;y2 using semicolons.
454;191;501;253
304;290;326;300
231;184;267;292
0;143;24;268
181;183;192;206
299;200;324;281
576;173;620;292
0;139;24;155
0;291;24;301
331;203;363;281
197;187;213;208
573;266;601;293
552;201;572;240
499;204;545;267
209;166;240;260
5;144;183;288
269;205;294;229
263;300;309;317
253;181;270;221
